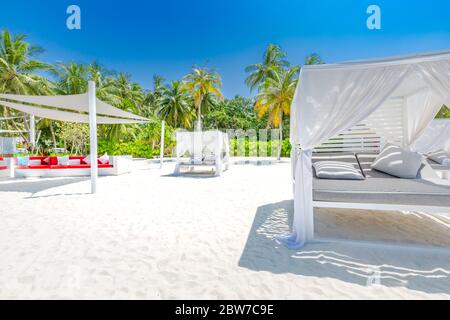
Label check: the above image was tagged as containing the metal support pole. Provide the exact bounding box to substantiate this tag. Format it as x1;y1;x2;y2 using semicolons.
88;81;98;194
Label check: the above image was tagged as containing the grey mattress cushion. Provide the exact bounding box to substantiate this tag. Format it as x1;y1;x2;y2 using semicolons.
313;175;450;206
428;150;450;165
370;144;424;179
313;161;364;180
312;152;450;207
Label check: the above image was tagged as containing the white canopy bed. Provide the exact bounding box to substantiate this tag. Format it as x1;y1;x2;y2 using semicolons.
174;130;230;176
282;50;450;249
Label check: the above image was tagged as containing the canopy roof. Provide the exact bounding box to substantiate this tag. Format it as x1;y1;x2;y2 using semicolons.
291;50;450;149
0;93;148;124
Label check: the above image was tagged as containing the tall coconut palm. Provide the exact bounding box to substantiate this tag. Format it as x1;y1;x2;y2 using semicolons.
245;44;289;92
0;30;54;143
53;62;88;94
254;66;299;160
103;73;145;141
0;30;53;94
305;53;324;66
182;67;223;131
157;81;193;128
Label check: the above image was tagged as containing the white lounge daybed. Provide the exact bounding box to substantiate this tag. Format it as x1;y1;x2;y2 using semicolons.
174;131;230;176
280;50;450;249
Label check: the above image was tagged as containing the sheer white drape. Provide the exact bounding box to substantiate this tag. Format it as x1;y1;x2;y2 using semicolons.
412;119;450;154
285;52;450;249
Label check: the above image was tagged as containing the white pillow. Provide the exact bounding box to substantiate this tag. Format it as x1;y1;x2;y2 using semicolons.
99;153;109;164
313;161;365;180
371;144;423;179
83;155;91;164
57;156;70;166
428;150;450;165
68;159;81;166
28;159;42;166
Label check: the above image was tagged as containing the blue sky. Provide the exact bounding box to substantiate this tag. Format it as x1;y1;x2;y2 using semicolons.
1;0;450;97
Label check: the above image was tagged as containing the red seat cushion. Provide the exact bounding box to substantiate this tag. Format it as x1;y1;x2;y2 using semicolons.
0;166;7;170
0;157;4;161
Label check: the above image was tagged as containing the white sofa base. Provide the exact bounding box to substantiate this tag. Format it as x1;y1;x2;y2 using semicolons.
13;156;133;179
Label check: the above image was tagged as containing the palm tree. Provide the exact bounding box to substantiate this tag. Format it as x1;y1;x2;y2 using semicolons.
183;67;223;131
0;30;53;94
254;66;299;159
245;44;289;92
103;73;145;141
305;53;324;66
53;62;88;94
157;81;193;128
0;30;54;144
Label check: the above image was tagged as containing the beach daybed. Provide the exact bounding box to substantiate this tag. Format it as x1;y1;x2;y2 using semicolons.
13;155;132;178
174;131;230;176
281;50;450;249
312;153;450;214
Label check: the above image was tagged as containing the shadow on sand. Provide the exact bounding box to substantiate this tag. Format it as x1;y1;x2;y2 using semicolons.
0;177;90;198
239;200;450;295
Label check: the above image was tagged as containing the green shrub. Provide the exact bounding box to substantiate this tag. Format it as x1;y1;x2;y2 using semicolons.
98;140;154;158
229;138;291;157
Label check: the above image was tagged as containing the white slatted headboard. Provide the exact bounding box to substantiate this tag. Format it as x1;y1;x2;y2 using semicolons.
315;98;405;153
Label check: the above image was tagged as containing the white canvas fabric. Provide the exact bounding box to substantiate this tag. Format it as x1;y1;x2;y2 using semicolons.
412;119;450;154
0;100;147;124
0;93;148;121
284;50;450;249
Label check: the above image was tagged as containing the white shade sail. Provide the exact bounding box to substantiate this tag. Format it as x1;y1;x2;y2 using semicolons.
0;100;147;124
0;93;148;123
0;94;147;121
283;50;450;249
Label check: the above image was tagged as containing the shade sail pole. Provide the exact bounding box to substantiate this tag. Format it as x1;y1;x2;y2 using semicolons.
160;120;165;168
88;81;98;194
29;115;36;147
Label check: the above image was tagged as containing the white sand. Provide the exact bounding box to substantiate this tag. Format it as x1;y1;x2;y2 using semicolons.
0;161;449;299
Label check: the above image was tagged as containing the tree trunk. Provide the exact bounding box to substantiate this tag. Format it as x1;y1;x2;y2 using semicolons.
196;96;203;132
49;122;57;148
277;109;283;161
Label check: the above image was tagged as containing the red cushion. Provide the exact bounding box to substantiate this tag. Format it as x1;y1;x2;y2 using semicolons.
48;156;58;165
0;166;7;170
0;157;4;161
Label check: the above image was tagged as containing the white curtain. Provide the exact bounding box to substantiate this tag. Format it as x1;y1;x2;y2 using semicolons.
285;52;450;249
412;119;450;154
404;89;447;148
